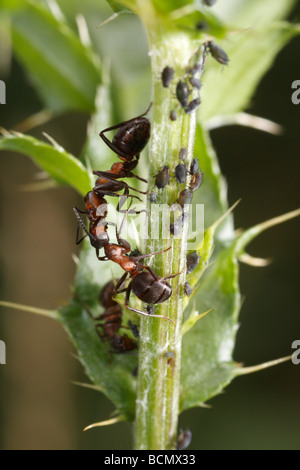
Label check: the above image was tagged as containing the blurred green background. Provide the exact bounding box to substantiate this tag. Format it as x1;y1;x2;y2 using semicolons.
0;0;299;450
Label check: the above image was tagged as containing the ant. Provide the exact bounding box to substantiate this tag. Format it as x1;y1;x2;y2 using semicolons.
75;280;138;354
92;103;152;211
73;191;112;257
99;103;152;161
97;210;180;324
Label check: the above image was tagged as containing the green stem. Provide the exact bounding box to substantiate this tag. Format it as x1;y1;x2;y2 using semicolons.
134;22;202;450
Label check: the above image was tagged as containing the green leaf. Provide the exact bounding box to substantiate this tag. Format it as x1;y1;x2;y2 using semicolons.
82;83;115;171
10;1;101;113
57;242;138;420
214;0;297;29
180;207;300;411
192;125;229;231
201;22;300;120
0;131;92;196
180;240;241;411
105;0;134;13
151;0;194;14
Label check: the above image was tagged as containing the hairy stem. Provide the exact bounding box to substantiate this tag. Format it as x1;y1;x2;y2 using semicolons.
134;22;202;450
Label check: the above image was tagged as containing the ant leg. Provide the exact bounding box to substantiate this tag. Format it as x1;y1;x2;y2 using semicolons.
129;173;148;184
74;293;109;339
93;172;148;196
76;221;87;245
115;207;132;251
162;269;185;281
116;188;132;213
113;272;129;294
73;207;92;245
125;282;176;324
97;255;109;261
131;246;171;261
142;266;184;282
93;188;142;202
74;206;87;215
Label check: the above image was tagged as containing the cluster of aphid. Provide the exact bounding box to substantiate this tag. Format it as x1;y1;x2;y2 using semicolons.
163;39;229;121
151;152;202;299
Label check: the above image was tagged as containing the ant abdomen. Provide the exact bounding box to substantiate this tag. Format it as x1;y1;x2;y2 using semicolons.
131;271;172;305
112;117;151;157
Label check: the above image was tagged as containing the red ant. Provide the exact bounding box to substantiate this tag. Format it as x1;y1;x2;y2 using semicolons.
97;210;180;324
75;280;138;354
93;104;152;210
99;103;151;162
73;191;113;258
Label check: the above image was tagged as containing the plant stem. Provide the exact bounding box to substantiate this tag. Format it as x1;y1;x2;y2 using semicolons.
134;23;201;450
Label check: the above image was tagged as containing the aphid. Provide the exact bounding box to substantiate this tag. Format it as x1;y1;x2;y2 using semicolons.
169;110;177;121
170;217;182;237
175;163;187;184
195;20;208;31
190;158;199;175
170;209;189;236
161;66;174;88
179;147;187;161
146;305;154;316
207;41;229;66
128;320;139;338
176;429;192;450
165;351;175;368
155;166;170;189
177;189;192;207
176;80;190;108
185;97;201;115
189;170;203;192
149;192;157;203
183;281;192;297
186;251;200;273
188;63;201;76
189;76;202;90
